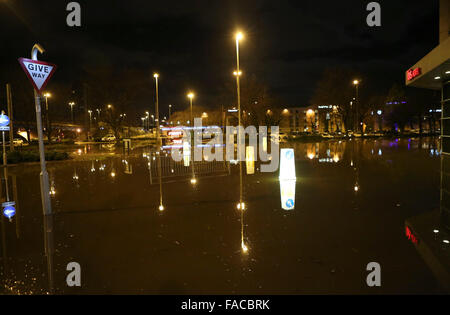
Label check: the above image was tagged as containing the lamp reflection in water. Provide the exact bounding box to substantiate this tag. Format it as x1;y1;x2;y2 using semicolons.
245;146;255;175
43;214;55;294
157;151;164;211
279;148;296;211
183;141;190;167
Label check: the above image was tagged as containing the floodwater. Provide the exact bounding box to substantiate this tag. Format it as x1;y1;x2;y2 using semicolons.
0;137;444;294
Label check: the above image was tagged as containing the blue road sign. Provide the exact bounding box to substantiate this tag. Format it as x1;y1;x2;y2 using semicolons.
0;113;9;127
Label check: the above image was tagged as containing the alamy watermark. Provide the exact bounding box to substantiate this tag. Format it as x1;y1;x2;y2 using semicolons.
169;119;280;173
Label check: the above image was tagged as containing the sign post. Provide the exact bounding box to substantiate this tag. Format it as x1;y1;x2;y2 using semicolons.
18;44;57;216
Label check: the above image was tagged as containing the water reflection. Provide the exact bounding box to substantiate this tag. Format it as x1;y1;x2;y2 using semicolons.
0;137;442;294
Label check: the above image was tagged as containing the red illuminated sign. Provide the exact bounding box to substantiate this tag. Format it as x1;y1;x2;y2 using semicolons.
406;68;421;81
405;226;419;244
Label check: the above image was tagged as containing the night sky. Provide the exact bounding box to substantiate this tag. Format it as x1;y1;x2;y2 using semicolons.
0;0;440;114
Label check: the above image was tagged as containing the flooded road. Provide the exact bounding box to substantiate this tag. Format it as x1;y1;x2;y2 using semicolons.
0;137;443;294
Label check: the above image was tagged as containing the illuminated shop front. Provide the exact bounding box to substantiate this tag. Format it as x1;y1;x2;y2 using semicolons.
406;0;450;229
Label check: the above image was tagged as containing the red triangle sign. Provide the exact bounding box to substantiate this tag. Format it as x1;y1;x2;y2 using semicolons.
18;58;57;94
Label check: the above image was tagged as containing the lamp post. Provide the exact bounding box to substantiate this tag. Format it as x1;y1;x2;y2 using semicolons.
68;102;75;124
235;31;244;208
235;31;247;253
187;93;194;128
187;92;196;185
353;80;360;133
154;73;163;211
43;92;51;142
88;109;92;127
154;74;160;145
169;104;172;121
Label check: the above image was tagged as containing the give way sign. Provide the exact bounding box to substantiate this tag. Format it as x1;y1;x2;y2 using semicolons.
18;58;57;93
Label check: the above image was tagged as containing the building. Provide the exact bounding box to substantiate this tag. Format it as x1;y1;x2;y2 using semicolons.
405;0;450;290
280;105;343;134
406;0;450;227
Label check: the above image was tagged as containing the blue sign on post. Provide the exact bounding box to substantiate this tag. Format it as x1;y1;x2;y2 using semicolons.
0;112;10;131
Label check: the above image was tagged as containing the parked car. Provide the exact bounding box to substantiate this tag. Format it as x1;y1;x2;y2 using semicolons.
101;134;116;142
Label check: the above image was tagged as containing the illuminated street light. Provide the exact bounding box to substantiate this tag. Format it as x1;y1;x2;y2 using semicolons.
43;92;51;142
187;92;196;186
68;102;75;123
88;110;93;136
234;31;244;209
352;79;360;132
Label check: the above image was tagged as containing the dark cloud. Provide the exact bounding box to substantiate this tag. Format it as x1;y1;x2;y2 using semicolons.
0;0;439;113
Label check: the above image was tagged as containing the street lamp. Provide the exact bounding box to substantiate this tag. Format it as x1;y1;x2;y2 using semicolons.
353;79;360;132
169;104;172;121
187;92;196;185
235;31;244;209
88;110;92;128
43;92;51;142
68;102;75;123
235;31;248;253
187;92;194;127
154;73;160;144
153;73;163;212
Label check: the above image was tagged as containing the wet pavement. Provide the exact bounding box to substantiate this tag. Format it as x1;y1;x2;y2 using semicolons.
0;137;445;294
